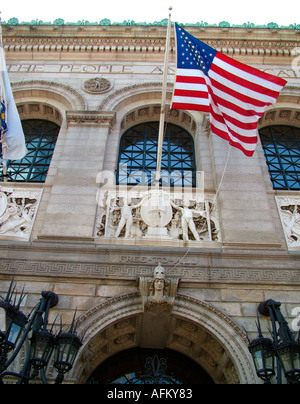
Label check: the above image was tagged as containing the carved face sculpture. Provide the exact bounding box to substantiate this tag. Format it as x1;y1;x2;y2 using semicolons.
154;278;165;292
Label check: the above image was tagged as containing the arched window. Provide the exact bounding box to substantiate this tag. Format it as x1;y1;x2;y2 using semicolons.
259;125;300;190
117;122;196;187
0;119;60;183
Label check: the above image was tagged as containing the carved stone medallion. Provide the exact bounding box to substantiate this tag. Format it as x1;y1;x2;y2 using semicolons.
140;190;173;228
82;77;112;94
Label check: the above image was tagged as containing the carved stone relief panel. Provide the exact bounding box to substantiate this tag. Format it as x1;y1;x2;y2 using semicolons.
275;195;300;248
0;186;43;241
95;188;221;244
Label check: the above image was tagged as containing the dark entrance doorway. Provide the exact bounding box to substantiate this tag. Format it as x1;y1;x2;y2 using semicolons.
86;348;214;384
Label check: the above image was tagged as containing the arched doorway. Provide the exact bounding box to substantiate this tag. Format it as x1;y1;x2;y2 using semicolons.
74;293;257;384
86;347;214;384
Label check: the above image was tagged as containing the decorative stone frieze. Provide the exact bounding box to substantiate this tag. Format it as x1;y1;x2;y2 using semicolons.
66;110;115;127
2;25;299;59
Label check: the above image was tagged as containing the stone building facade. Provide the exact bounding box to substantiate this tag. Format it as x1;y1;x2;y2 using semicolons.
0;21;299;384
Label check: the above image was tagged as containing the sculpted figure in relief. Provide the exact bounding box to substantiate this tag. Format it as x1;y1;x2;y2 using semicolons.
139;263;180;313
111;196;142;238
170;200;205;242
280;204;300;246
0;191;38;238
95;189;220;242
148;264;170;304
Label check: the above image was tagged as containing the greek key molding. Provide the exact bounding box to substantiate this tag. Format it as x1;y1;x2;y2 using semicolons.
0;258;299;285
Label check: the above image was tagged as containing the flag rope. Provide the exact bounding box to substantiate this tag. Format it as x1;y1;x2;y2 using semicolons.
169;142;231;272
213;142;232;204
0;18;7;181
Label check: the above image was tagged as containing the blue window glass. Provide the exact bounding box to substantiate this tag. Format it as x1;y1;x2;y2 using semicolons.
117;122;196;187
0;119;60;183
259;125;300;190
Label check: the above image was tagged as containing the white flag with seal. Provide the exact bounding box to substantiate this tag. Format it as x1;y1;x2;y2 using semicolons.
0;24;27;168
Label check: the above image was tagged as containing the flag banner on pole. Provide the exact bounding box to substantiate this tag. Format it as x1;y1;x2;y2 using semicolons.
171;23;287;157
0;30;27;165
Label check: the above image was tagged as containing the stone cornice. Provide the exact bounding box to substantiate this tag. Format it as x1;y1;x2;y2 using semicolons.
2;24;299;59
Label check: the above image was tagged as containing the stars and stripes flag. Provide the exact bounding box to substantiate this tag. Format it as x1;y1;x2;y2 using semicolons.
171;23;287;157
0;23;27;169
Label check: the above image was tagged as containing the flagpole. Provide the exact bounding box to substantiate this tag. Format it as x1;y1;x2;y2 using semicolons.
155;7;172;185
0;17;7;182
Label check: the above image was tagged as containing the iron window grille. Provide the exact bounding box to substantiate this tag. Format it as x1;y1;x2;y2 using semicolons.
117;122;196;187
0;119;60;183
259;125;300;191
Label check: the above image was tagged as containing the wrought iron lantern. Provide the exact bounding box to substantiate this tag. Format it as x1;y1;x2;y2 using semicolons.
0;280;83;384
275;340;300;383
248;299;300;384
29;329;56;374
0;282;28;363
248;335;275;384
53;314;82;384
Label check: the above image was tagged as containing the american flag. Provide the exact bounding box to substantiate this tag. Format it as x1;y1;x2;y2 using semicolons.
171;23;287;157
